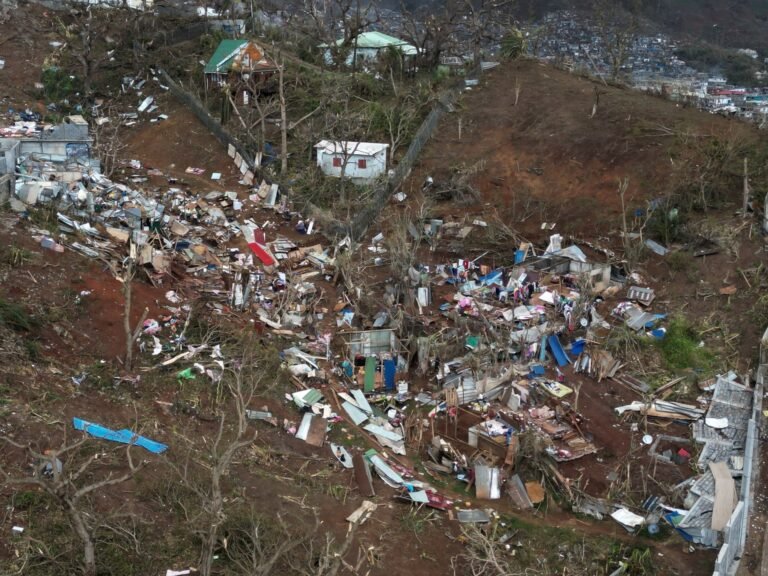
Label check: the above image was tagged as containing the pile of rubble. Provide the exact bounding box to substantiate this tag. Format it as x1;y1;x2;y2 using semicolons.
3;111;758;553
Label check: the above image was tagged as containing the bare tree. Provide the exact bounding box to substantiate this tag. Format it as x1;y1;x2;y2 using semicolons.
172;348;266;576
281;0;380;71
115;255;149;372
376;90;424;164
61;5;127;98
672;130;747;212
593;0;641;83
451;523;514;576
0;435;144;576
456;0;515;68
590;85;603;118
92;107;127;178
385;199;433;310
312;76;374;203
399;2;460;70
252;92;280;156
225;508;366;576
278;55;288;174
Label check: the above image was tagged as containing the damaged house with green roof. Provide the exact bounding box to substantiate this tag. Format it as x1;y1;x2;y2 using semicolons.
204;39;278;103
320;31;418;70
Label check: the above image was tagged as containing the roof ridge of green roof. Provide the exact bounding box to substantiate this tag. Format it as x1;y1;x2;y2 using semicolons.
204;39;250;73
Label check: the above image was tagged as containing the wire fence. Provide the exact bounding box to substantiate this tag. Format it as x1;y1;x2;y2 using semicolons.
345;87;461;240
159;69;255;171
161;65;477;240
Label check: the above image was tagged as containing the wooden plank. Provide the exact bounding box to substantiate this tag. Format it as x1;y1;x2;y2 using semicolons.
654;376;687;398
304;414;326;447
504;435;519;467
353;453;375;497
525;482;546;504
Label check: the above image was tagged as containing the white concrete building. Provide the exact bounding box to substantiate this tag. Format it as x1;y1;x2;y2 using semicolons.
314;140;388;184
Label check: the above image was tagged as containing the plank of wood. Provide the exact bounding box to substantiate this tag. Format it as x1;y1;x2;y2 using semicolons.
353;453;375;497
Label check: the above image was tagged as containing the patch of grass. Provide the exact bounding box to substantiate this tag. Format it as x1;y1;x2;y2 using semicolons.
465;517;657;575
617;545;655;575
324;483;349;503
750;293;768;327
27;203;60;234
0;382;10;405
12;490;52;511
0;244;35;267
400;507;439;540
666;250;694;277
41;66;83;103
656;317;714;372
638;523;672;541
80;361;115;391
23;338;42;361
0;298;36;331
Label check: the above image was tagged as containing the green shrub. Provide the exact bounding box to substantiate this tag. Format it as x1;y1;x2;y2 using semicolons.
41;67;83;102
0;299;35;331
666;250;693;272
13;490;50;511
657;317;714;372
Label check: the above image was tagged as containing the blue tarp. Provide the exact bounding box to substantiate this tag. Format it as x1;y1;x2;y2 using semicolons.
547;335;571;367
514;250;525;264
530;364;546;376
477;269;503;286
73;418;168;454
570;338;586;356
383;358;396;390
663;512;694;543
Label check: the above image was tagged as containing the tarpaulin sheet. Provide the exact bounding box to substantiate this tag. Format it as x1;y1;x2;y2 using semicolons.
547;335;571;367
73;418;168;454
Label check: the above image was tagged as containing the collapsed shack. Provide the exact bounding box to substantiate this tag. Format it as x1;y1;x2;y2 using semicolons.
339;329;409;392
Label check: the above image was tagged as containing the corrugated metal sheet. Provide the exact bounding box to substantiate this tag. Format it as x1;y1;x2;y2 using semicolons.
364;423;403;442
295;413;326;447
457;509;491;523
368;453;404;487
627;286;656;305
474;465;501;500
342;402;369;426
351;389;373;414
507;474;533;509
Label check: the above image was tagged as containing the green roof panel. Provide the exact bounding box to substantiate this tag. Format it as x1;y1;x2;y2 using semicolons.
204;39;248;74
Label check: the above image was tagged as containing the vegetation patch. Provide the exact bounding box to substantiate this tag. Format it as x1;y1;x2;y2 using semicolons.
657;317;715;372
0;298;36;332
